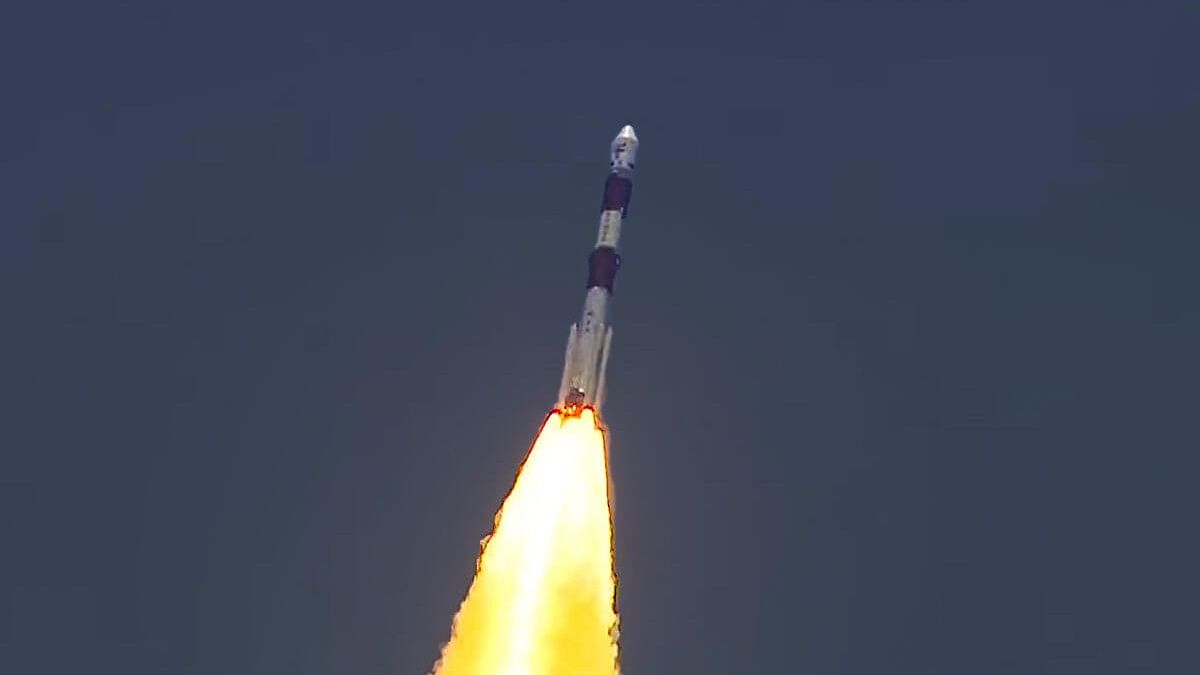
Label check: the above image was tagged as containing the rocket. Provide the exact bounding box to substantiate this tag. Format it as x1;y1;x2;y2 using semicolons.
557;124;639;414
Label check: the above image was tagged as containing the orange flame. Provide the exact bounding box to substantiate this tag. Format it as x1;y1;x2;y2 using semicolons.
430;408;620;675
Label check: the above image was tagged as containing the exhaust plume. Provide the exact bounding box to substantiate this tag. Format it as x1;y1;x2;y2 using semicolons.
430;408;620;675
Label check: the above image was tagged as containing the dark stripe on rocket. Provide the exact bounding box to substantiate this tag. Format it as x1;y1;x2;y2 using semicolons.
587;247;620;291
602;175;633;214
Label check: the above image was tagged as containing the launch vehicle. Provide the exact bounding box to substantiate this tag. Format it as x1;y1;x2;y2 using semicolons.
557;125;639;414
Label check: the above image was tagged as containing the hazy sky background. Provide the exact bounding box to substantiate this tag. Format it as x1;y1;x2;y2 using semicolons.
4;1;1198;673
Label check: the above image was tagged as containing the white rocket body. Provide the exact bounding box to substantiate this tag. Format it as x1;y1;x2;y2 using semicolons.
557;125;638;411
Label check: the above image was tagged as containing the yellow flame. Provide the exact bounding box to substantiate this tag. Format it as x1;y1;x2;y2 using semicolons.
431;408;620;675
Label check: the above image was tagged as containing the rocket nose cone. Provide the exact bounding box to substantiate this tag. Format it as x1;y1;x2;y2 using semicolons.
617;124;638;141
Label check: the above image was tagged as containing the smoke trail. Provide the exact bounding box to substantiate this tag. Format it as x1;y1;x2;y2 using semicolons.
431;408;620;675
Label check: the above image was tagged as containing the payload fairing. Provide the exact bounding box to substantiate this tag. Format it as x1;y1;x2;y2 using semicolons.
557;125;639;414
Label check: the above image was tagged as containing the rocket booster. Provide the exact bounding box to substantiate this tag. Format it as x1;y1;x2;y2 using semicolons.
557;125;639;413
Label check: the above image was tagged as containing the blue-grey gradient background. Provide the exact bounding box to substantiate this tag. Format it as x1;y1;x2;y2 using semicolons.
4;2;1197;673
